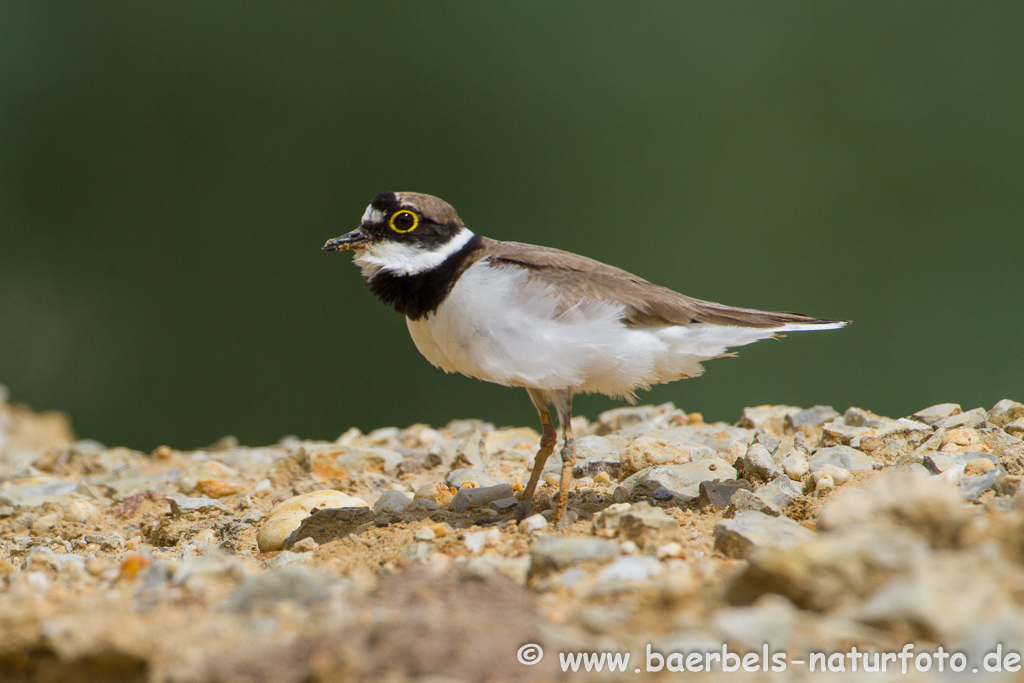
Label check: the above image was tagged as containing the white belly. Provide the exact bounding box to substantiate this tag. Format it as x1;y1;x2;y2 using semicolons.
405;260;787;398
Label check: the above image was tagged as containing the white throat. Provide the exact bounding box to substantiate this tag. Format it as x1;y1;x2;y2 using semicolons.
354;227;475;278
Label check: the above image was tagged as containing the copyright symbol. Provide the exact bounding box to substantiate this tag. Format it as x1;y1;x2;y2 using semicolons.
517;643;544;665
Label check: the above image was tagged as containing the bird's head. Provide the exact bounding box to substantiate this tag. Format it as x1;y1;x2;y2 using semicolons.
323;192;475;278
323;192;465;253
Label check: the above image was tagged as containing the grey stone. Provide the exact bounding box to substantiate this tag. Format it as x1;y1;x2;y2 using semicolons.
820;421;876;447
728;489;778;516
786;405;839;429
792;431;813;455
809;445;877;473
443;418;494;438
873;418;934;439
450;483;514;512
1005;418;1024;438
592;501;679;539
450;430;484;469
699;479;751;508
622;458;736;505
594;403;680;435
445;468;500;488
990;399;1024;427
756;475;804;513
958;467;1004;501
572;435;627;478
422;450;445;469
976;426;1024;461
619;424;753;474
739;443;778;482
910;403;962;425
923;450;999;474
933;407;989;430
530;534;619;575
222;568;341;612
373;490;411;515
738;405;802;436
104;475;176;500
649;486;675;501
921;452;963;474
405;498;439;514
167;494;227;515
0;481;91;508
842;407;892;428
754;432;782;453
488;496;519;514
283;506;376;548
713;511;814;559
665;424;754;455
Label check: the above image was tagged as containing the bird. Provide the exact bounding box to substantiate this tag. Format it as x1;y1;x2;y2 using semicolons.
324;192;847;527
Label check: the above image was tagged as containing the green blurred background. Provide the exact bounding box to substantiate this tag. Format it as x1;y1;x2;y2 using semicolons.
1;3;1021;451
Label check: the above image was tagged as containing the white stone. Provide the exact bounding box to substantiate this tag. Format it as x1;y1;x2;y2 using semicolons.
782;452;809;481
520;513;548;533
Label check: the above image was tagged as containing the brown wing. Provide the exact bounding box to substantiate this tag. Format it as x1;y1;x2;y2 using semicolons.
482;238;845;329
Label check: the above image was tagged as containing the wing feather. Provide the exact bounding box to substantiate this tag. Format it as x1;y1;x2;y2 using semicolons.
482;238;846;329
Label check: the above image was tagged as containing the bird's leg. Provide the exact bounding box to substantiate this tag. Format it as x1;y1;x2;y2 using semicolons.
513;389;558;521
553;391;576;529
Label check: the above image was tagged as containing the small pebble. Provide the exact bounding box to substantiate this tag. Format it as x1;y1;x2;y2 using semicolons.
290;537;319;553
463;528;500;554
519;514;547;532
965;458;995;476
656;542;685;560
812;465;851;487
782;453;809;481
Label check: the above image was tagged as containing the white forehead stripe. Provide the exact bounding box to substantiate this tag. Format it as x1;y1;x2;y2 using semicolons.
355;227;476;277
361;205;386;225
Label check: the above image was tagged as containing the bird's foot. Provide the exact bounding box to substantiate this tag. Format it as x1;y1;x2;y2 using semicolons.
475;499;533;527
474;513;513;527
552;508;578;531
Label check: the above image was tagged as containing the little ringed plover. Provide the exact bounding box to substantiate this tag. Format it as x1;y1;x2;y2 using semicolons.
324;192;847;527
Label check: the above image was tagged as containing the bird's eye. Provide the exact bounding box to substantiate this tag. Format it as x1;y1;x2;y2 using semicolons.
389;210;419;234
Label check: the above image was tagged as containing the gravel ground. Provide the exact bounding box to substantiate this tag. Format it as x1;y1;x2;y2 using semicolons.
3;385;1024;682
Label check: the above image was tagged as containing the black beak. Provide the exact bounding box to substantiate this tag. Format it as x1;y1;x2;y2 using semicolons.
322;229;370;252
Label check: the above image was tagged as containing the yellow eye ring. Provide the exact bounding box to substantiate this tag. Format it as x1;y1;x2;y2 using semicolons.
389;210;419;233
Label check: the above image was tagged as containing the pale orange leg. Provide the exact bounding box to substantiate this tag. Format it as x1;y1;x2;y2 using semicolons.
552;391;575;529
513;388;558;520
